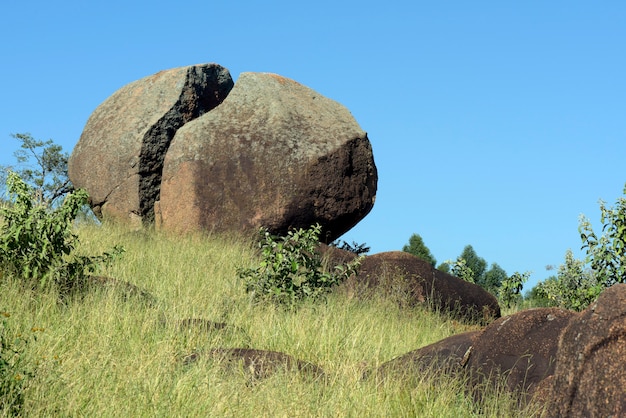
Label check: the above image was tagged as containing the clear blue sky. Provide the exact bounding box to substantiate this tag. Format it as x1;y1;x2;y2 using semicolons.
2;1;625;291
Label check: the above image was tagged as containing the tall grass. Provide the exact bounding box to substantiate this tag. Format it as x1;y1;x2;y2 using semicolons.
0;224;542;417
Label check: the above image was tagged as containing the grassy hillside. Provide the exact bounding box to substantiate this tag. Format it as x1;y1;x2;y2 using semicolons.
1;224;543;417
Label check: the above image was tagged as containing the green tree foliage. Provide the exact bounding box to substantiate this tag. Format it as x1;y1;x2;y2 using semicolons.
483;263;507;294
330;240;370;255
579;183;626;287
524;283;552;308
0;172;123;293
436;262;451;273
538;250;601;311
238;224;362;308
459;245;487;287
402;233;436;266
1;133;73;206
445;257;475;283
500;271;530;309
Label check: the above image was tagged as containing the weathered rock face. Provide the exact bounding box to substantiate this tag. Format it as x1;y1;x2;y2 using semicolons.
342;251;501;324
69;65;377;240
68;64;234;226
373;307;575;407
465;307;575;401
372;285;626;411
373;331;480;380
546;284;626;417
157;72;377;241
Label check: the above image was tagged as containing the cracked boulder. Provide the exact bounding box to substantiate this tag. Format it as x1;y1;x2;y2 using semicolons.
69;63;233;227
69;65;377;241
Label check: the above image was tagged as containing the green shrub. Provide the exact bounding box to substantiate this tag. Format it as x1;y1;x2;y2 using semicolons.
499;271;529;309
0;172;123;293
579;183;626;287
538;250;601;311
445;257;474;283
238;224;362;308
0;312;35;416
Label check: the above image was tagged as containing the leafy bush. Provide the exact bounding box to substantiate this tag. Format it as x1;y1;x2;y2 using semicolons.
0;172;123;293
0;312;35;416
1;133;73;207
445;257;475;283
579;183;626;287
538;250;601;311
238;224;362;308
330;239;370;255
499;271;529;308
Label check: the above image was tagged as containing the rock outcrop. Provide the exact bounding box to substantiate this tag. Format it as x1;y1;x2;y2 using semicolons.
546;283;626;417
465;307;575;402
372;285;626;412
342;251;501;324
372;309;574;397
69;65;377;241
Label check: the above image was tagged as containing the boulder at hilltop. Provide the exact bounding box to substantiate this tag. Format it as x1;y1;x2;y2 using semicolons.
69;65;377;241
68;63;234;226
157;72;377;241
341;251;501;324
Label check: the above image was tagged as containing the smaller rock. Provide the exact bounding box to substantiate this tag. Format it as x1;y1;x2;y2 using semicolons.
182;348;325;380
372;330;479;380
342;251;501;324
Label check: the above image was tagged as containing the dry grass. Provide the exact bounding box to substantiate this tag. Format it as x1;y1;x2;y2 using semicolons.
0;224;542;417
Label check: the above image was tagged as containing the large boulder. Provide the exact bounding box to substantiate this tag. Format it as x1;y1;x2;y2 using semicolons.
342;251;501;324
157;72;377;241
465;307;575;402
545;284;626;417
371;307;575;407
69;65;377;241
68;63;234;226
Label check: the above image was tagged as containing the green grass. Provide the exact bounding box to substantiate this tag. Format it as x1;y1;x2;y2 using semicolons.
1;224;543;417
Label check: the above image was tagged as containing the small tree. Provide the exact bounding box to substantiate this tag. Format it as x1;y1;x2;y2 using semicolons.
402;233;437;267
238;224;362;308
445;257;474;283
579;183;626;287
538;249;601;311
437;262;451;273
500;271;530;309
1;133;73;206
483;263;507;294
459;245;487;287
0;172;123;292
